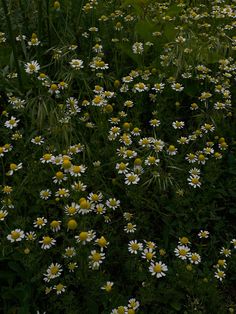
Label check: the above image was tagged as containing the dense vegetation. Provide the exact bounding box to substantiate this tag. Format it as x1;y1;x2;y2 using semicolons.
0;0;236;313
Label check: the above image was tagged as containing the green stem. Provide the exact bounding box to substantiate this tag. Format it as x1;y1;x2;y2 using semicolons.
46;0;52;47
1;0;23;91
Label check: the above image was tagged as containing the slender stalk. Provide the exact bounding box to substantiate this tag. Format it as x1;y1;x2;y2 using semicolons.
46;0;52;47
1;0;23;91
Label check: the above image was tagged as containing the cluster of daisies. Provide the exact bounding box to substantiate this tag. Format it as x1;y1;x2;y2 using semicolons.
0;0;235;312
126;229;236;284
111;298;140;314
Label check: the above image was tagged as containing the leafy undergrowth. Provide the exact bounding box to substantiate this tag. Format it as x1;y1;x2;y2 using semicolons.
0;0;236;313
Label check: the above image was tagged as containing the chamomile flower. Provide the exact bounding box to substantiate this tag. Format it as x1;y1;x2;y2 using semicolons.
7;229;25;242
25;231;37;241
78;199;93;215
54;283;66;294
7;163;22;176
172;121;185;129
124;223;136;233
50;220;61;232
220;247;231;257
68;262;78;272
40;189;52;200
128;240;143;254
106;198;120;210
101;281;114;292
174;245;190;260
25;60;40;74
231;239;236;249
64;203;79;216
149;261;168;278
177;137;189;145
5;116;19;129
214;270;225;281
132;42;144;54
128;298;140;310
144;156;160;166
33;217;47;229
44;263;62;282
178;237;191;246
149;119;160;127
123;212;134;221
216;259;227;269
189;253;201;264
71;181;87;192
63;247;76;258
152;83;165;92
171;83;184;91
0;210;8;221
189;168;201;176
94;204;107;215
141;248;156;262
88;250;105;269
125;172;140;185
31;136;45;145
133;82;148;92
69;164;86;177
40;154;54;164
39;236;56;249
167;145;178;156
53;171;67;184
95;236;109;251
187;175;201;188
70;59;84;70
198;230;210;238
55;188;70;198
185;153;197;163
75;230;96;245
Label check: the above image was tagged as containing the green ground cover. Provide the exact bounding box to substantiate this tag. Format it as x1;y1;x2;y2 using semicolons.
0;0;236;313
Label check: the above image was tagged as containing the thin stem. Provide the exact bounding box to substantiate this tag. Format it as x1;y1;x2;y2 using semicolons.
1;0;23;91
46;0;51;47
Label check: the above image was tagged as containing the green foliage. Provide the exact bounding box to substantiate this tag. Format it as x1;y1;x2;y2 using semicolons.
0;0;236;313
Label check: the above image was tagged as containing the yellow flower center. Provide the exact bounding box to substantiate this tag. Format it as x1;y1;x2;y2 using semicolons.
117;306;125;314
198;154;205;161
128;175;136;182
56;171;64;179
154;264;162;273
168;145;176;152
191;255;198;261
62;160;72;169
148;157;156;164
29;64;36;71
72;165;81;173
97;237;107;247
67;206;76;214
50;84;58;91
50;266;59;275
191;177;199;184
43;154;52;160
179;249;187;256
146;252;153;260
67;219;78;230
80;200;90;209
131;243;139;250
179;237;189;244
55;283;64;291
10;163;17;170
79;232;88;241
92;252;101;262
11;231;20;239
43;236;52;245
